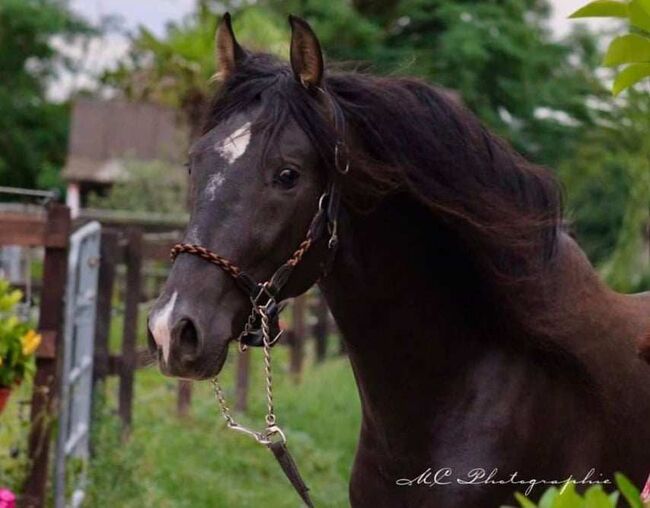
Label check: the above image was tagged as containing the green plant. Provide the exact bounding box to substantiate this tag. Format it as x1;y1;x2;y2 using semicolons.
0;278;40;388
0;381;33;492
571;0;650;94
507;473;649;508
86;159;188;214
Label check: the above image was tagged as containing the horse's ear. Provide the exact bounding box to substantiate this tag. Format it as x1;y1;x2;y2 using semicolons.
288;15;324;89
216;12;245;81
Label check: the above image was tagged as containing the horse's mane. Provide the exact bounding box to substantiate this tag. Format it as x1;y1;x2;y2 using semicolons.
204;52;563;294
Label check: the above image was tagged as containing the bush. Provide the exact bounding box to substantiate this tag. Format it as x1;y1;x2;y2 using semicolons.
87;159;188;214
509;473;649;508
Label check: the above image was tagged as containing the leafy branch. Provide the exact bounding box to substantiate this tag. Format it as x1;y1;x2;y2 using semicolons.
571;0;650;94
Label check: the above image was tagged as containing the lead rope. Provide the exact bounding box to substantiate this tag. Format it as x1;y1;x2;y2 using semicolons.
210;306;314;507
210;308;276;436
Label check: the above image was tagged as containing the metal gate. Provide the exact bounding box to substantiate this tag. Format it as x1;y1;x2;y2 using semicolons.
54;221;101;508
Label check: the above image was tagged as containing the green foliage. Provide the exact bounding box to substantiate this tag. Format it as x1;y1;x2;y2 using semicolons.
613;62;650;93
0;381;34;493
560;86;650;290
571;0;650;94
0;0;91;189
603;34;650;66
559;142;630;264
102;4;288;138
86;159;188;214
0;279;39;388
508;474;648;508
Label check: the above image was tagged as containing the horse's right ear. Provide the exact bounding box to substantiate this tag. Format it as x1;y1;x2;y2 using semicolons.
289;15;324;89
216;13;245;81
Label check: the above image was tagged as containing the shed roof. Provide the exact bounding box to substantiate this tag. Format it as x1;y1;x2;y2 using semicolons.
62;99;187;183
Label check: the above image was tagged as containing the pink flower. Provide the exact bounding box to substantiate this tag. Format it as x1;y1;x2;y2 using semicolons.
0;489;16;508
642;473;650;504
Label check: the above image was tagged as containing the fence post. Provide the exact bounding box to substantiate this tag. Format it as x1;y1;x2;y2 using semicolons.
235;350;250;412
290;295;306;382
313;292;329;363
93;229;118;386
118;228;142;433
177;380;192;418
22;204;70;508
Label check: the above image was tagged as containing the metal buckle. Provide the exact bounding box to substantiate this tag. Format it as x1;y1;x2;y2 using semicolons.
328;219;339;250
263;425;287;446
334;141;350;174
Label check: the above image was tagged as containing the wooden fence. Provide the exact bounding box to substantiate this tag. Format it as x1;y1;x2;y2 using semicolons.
0;203;71;508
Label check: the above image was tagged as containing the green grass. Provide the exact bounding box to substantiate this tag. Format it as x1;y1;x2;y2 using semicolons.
0;380;33;493
86;346;360;508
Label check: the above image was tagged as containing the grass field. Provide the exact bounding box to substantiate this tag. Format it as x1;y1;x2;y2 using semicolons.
85;345;360;508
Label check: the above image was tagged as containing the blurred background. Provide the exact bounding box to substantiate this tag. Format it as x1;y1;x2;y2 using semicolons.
0;0;649;507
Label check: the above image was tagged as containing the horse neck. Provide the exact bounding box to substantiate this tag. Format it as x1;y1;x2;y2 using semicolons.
318;196;615;446
320;198;491;430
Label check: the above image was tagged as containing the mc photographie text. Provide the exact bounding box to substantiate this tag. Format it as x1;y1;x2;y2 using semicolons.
396;467;611;496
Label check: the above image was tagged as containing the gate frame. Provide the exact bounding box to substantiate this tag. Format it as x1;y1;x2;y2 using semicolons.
54;221;102;508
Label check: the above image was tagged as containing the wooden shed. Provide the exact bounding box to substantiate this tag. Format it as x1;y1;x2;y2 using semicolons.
62;99;187;216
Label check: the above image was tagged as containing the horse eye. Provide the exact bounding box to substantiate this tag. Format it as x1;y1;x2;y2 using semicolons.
184;161;191;175
274;168;300;189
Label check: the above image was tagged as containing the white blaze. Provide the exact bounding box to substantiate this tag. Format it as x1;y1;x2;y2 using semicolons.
150;291;178;363
206;172;225;201
214;122;251;164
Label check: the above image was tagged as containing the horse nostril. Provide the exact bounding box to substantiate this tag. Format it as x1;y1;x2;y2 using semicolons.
174;318;201;361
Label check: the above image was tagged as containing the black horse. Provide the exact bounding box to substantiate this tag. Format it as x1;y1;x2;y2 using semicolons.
148;14;650;507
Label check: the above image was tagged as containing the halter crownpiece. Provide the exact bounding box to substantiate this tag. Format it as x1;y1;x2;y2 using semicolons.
169;87;349;508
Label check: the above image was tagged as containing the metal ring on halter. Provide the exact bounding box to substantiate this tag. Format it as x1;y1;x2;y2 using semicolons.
335;142;350;174
318;192;329;213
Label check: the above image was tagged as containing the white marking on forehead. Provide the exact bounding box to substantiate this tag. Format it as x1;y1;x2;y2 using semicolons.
214;122;252;164
150;291;178;363
206;172;225;201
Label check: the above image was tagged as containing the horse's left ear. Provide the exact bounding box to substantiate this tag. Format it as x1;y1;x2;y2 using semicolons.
288;15;324;89
216;13;246;81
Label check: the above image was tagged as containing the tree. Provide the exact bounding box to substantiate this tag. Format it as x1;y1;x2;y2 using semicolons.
0;0;91;190
103;2;288;141
567;1;650;290
269;0;605;168
104;1;601;169
86;159;188;214
571;0;650;94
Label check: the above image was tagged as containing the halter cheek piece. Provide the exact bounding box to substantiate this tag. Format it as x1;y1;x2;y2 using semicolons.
168;87;347;508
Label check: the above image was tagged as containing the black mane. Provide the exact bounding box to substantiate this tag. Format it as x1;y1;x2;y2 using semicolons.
204;52;563;286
